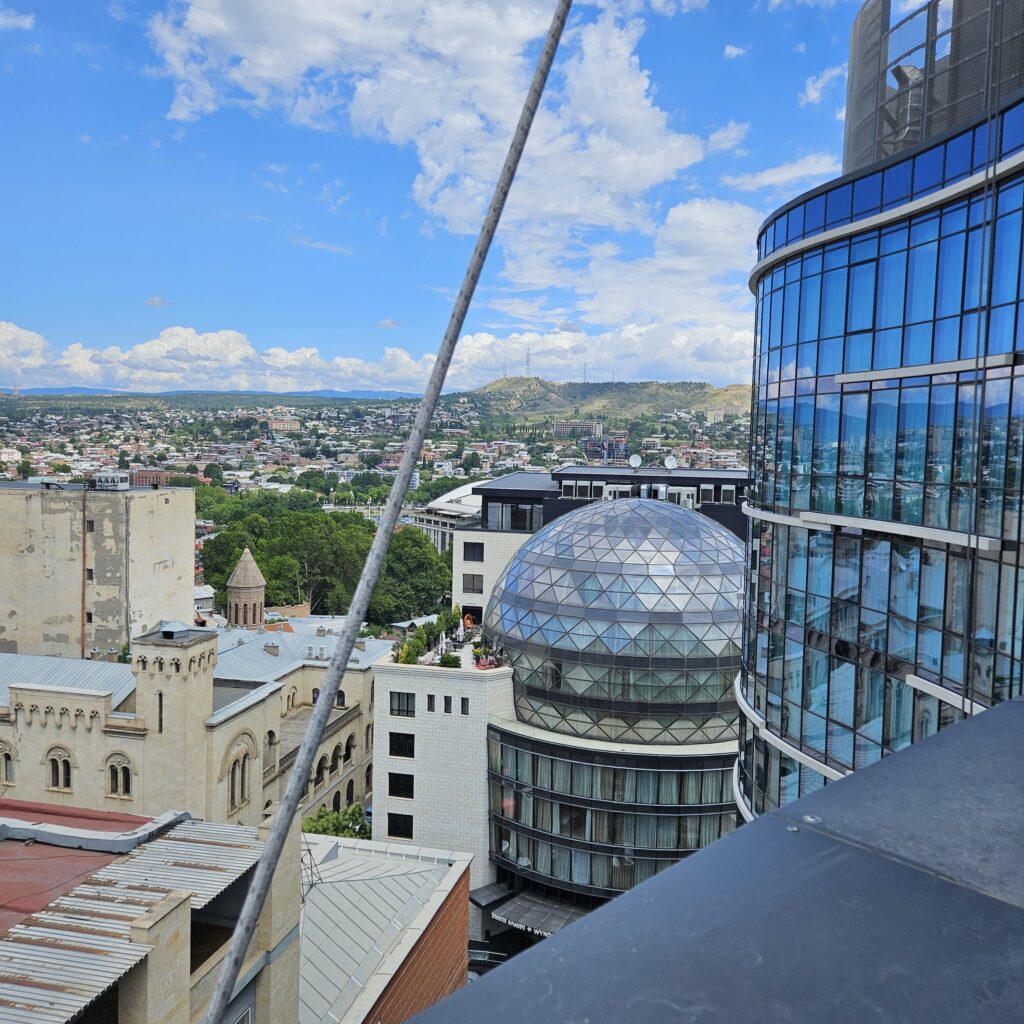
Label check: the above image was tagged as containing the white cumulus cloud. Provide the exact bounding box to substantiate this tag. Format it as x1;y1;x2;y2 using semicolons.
0;5;33;30
723;44;747;59
721;152;841;192
799;65;845;107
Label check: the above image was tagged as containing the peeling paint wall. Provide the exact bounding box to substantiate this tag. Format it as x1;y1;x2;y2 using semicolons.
0;486;194;659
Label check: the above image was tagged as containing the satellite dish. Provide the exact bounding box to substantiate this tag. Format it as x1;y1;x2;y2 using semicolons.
664;455;678;470
628;454;642;469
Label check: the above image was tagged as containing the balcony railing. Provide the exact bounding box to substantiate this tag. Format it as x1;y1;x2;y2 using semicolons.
409;700;1023;1024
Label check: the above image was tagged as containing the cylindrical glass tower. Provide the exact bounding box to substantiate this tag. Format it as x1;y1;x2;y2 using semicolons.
844;0;1024;173
485;498;744;901
739;0;1024;818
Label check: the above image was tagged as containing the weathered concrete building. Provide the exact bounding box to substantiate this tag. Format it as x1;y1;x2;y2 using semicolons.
0;480;195;658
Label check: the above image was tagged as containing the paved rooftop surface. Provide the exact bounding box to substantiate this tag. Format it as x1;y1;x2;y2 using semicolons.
412;699;1024;1024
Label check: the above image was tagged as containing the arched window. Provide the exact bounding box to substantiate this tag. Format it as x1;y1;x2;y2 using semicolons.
346;779;354;806
252;602;257;624
365;764;372;792
230;760;239;809
365;724;372;751
332;791;341;812
48;750;72;791
344;733;356;763
336;689;346;708
330;744;343;773
314;755;329;785
121;765;131;796
240;753;249;801
243;603;248;625
264;730;277;765
157;691;164;733
109;764;120;794
1;752;12;784
312;688;320;706
233;603;239;625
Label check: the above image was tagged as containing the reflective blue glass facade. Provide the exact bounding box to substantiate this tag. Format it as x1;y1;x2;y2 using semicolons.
739;87;1024;815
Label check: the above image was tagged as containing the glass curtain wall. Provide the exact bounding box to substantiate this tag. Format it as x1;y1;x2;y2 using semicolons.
740;92;1024;816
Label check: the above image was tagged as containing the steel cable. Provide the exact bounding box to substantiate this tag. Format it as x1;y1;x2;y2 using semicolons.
200;1;574;1019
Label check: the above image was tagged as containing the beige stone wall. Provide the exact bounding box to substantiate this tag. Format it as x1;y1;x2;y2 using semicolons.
0;485;194;658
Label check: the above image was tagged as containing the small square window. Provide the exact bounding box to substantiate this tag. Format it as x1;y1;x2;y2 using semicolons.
85;612;93;624
463;574;484;594
463;542;484;562
387;812;414;840
389;732;415;758
461;697;469;716
86;520;95;533
444;696;452;714
427;694;435;713
389;772;414;799
390;691;415;717
86;568;94;581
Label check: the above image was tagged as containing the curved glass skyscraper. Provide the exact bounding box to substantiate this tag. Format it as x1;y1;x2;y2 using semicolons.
738;0;1024;817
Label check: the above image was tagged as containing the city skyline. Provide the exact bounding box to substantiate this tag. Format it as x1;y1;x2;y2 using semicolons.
0;0;852;393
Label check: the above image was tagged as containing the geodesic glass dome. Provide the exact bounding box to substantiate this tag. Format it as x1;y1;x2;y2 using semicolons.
484;498;744;745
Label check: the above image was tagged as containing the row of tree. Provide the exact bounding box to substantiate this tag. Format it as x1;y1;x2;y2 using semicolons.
197;485;450;623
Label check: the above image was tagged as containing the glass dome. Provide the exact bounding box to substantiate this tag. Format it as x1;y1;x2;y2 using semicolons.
485;498;744;745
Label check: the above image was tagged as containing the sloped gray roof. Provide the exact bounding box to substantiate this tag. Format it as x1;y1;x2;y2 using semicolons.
227;547;266;589
0;653;135;710
300;836;471;1024
215;631;391;685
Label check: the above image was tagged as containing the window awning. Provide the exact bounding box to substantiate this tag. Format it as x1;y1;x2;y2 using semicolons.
470;882;514;910
490;891;589;937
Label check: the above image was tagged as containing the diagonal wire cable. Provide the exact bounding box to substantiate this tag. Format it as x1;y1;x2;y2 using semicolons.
201;1;574;1019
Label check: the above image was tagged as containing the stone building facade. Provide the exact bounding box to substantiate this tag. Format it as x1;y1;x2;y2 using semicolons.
0;619;387;827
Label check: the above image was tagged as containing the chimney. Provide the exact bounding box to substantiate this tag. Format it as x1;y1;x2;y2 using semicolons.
264;642;279;656
354;639;366;652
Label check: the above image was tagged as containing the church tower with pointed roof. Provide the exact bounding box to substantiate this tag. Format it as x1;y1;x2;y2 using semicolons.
226;547;266;629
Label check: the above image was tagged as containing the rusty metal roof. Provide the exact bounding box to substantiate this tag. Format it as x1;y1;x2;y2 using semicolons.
0;817;264;1022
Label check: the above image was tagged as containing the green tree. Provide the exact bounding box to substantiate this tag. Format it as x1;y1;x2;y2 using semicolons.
204;463;224;484
16;460;32;479
301;804;371;838
461;451;482;471
367;527;450;625
185;463;199;475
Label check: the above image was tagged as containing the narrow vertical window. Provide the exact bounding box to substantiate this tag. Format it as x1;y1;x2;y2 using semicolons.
157;691;164;733
50;758;59;788
122;766;131;796
62;759;72;789
109;764;119;794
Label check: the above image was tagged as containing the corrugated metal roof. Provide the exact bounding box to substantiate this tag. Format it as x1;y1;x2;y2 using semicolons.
214;631;391;685
0;653;135;711
299;836;470;1024
0;818;265;1022
93;820;262;909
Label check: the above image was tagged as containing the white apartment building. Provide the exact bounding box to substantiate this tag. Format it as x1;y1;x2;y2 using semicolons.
371;652;514;938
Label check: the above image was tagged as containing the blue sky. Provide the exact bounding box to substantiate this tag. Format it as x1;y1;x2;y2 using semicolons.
0;0;855;392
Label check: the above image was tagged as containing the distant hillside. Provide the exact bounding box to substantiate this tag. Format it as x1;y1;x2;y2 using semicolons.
451;378;750;422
